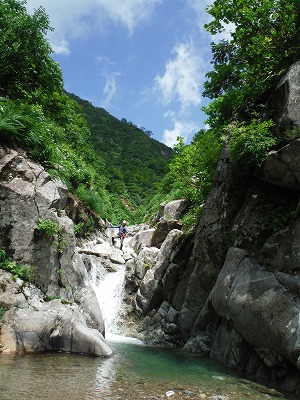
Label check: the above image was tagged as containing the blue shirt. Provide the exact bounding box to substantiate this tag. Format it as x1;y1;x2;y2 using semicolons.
111;224;128;236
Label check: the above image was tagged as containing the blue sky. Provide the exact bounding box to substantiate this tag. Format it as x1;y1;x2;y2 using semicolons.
25;0;217;147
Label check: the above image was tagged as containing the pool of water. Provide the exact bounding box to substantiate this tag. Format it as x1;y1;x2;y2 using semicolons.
0;339;297;400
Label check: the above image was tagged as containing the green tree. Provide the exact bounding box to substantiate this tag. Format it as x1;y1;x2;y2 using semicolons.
0;0;63;99
164;131;222;203
203;0;300;127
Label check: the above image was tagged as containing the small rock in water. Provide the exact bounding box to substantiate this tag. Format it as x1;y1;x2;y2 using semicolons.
212;375;226;380
253;385;284;397
165;390;175;397
183;389;193;396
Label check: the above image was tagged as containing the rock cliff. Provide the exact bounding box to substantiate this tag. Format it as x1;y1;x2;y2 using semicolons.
126;62;300;396
0;146;112;356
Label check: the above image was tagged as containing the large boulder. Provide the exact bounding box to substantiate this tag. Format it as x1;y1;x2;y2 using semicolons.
0;145;108;355
150;199;187;248
154;199;189;222
129;229;155;252
256;140;300;189
267;61;300;132
135;269;163;313
208;247;300;370
0;272;112;356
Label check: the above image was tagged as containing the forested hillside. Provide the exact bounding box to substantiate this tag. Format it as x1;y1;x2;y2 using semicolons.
0;0;173;230
1;0;300;236
67;93;172;208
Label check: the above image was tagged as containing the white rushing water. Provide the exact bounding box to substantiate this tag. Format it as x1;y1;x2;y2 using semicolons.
89;260;143;345
90;263;125;337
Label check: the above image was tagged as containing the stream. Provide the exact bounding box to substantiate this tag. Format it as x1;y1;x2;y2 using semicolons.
0;341;297;399
0;235;298;400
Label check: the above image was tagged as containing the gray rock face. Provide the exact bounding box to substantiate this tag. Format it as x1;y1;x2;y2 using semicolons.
267;61;300;131
0;145;109;356
257;140;300;189
209;248;300;368
0;278;112;356
135;229;183;314
132;63;300;395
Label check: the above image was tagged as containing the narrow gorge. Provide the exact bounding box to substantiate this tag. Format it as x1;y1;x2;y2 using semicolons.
2;62;300;398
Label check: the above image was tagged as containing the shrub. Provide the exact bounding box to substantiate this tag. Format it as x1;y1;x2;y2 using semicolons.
227;119;276;166
35;218;67;254
0;247;33;281
36;218;60;236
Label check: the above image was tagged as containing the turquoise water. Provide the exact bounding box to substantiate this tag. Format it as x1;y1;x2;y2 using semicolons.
0;340;297;400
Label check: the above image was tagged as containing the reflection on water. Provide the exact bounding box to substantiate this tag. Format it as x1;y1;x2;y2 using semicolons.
0;341;297;400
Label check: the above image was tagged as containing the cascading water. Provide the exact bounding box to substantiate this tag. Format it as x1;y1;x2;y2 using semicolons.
90;262;126;341
85;231;143;345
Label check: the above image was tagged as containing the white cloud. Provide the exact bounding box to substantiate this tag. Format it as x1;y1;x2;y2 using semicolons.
99;0;162;34
187;0;214;22
151;2;213;148
100;72;121;109
187;0;234;42
187;0;235;42
95;56;121;109
163;118;199;148
153;40;205;113
51;39;71;56
26;0;162;51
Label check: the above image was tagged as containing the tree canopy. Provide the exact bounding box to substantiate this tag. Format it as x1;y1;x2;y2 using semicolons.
0;0;63;99
203;0;300;127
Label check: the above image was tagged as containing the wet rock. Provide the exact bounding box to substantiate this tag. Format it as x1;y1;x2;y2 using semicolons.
130;228;155;252
0;284;112;356
183;334;212;356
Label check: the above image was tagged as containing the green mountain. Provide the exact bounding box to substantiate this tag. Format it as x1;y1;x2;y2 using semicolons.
0;1;175;229
67;93;173;209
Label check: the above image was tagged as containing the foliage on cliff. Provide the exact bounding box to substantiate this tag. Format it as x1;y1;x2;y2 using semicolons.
203;0;300;128
152;0;300;231
201;0;300;168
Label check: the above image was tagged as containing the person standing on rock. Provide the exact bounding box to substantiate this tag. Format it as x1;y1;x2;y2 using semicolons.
109;220;128;250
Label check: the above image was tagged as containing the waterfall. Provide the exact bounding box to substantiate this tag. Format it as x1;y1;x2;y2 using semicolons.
90;263;126;340
89;260;143;345
86;232;144;345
